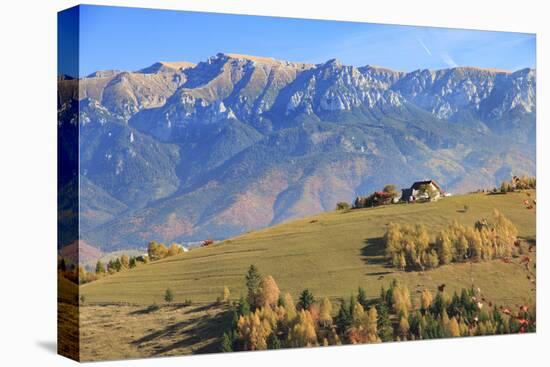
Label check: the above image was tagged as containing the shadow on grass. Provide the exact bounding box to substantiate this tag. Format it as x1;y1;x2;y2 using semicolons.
129;304;160;316
130;303;233;356
361;237;393;276
153;310;232;355
361;237;387;264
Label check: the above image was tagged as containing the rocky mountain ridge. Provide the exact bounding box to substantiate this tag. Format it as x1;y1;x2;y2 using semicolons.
58;53;536;250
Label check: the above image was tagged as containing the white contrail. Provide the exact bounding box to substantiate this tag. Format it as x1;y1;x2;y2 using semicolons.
417;38;432;56
441;53;458;67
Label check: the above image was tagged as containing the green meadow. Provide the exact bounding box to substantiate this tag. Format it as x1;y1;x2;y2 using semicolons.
82;190;535;308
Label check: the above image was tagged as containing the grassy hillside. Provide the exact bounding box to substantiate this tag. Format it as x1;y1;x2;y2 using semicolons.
82;191;535;307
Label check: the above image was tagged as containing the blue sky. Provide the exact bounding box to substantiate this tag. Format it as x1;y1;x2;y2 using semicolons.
59;5;536;77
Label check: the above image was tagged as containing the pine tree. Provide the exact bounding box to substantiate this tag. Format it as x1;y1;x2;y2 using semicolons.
245;265;262;308
95;260;105;274
376;303;394;342
267;332;281;349
114;258;122;272
430;292;448;318
298;289;315;311
335;299;352;334
357;287;368;308
220;331;233;352
237;296;251;316
107;259;116;274
59;258;67;272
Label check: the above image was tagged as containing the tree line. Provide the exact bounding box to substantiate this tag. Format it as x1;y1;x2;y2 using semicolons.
146;241;185;261
384;210;522;271
499;175;536;193
219;266;534;352
58;240;188;285
352;184;400;209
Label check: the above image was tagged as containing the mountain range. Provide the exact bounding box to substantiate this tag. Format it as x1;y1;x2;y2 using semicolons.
57;53;536;251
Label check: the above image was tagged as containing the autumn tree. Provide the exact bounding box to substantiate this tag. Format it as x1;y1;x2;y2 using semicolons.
147;241;169;261
392;283;412;317
351;302;365;330
399;316;410;340
435;231;453;265
77;266;87;285
448;316;460;337
222;286;231;303
168;243;183;257
420;289;433;314
365;306;381;343
120;254;130;269
237;311;271;350
383;184;398;199
289;309;317;347
258;275;280;308
319;297;333;327
282;292;297;326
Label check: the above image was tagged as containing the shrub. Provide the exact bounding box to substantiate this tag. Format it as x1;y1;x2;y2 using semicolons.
164;288;174;303
336;202;350;210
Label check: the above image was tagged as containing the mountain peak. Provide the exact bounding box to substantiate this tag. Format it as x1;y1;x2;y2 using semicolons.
449;66;513;74
223;53;280;64
139;61;195;74
323;58;343;67
86;70;122;78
